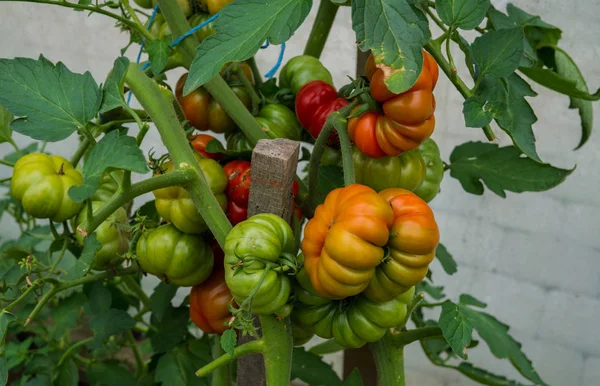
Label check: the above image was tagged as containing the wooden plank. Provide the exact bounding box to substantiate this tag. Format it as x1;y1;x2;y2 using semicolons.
236;138;300;386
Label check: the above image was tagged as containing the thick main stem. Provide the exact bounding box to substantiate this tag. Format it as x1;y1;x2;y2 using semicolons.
125;64;232;246
304;0;339;59
259;315;293;386
211;335;232;386
371;333;406;386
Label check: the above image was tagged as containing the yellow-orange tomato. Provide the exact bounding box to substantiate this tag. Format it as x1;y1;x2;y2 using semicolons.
301;184;394;299
189;269;233;334
363;188;439;302
350;51;439;158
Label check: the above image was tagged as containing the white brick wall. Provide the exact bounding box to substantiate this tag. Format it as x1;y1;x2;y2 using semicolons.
1;1;599;385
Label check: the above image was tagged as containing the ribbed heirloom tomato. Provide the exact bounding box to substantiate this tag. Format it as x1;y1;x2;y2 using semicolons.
364;188;439;302
224;213;296;315
11;153;84;223
414;139;444;202
291;257;415;348
189;269;233;334
223;160;251;225
348;51;439;158
301;184;394;299
136;224;214;287
152;152;227;234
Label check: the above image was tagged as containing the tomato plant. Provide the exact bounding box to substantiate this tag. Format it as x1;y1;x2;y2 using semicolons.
0;1;594;386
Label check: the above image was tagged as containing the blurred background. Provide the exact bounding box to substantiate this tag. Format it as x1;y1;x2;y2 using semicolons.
1;0;599;384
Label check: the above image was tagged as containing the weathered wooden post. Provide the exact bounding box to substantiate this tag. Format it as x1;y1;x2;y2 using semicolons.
236;138;300;386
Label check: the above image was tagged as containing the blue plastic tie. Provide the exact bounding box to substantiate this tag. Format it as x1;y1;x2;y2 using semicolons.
170;13;219;47
265;42;286;78
260;40;270;49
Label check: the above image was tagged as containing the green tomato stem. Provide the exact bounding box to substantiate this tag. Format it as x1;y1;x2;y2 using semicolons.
120;0;147;40
57;337;94;366
332;117;355;186
82;168;196;236
260;315;294;386
425;6;448;33
0;159;15;167
124;64;233;246
304;0;339;59
70;138;90;167
195;339;265;377
400;292;424;327
49;238;68;273
211;335;232;386
247;57;263;87
122;275;151;309
424;40;495;141
4;0;154;41
371;331;406;386
126;330;146;377
156;0;198;66
234;64;261;116
24;266;139;326
392;326;443;346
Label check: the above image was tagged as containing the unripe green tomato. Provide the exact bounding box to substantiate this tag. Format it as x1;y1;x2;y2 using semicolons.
279;55;334;93
255;104;302;141
320;146;341;166
225;130;252;152
91;170;122;202
75;201;129;270
152;153;227;234
134;0;154;9
188;13;216;42
198;0;234;15
413;139;444;202
353;147;426;192
137;224;214;286
11;153;84;222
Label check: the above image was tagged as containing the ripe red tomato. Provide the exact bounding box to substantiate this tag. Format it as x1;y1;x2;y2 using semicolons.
223;160;251;225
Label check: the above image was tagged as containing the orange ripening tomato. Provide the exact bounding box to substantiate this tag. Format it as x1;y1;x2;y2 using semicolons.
363;188;439;302
189;269;233;334
190;134;224;161
301;184;394;299
349;51;439;158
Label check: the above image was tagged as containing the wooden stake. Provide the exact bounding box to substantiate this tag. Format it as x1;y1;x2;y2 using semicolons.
236;138;300;386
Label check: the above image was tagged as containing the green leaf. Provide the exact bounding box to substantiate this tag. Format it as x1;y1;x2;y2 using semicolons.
0;55;101;141
151;306;189;353
462;97;493;127
56;358;78;386
147;40;170;77
85;281;112;315
418;280;445;300
449;141;573;197
459;294;487;308
435;0;490;30
0;105;13;144
100;57;129;114
506;3;562;47
0;310;16;342
88;361;136;386
439;302;473;359
221;329;237;357
0;357;7;386
150;281;178;324
472;28;524;78
291;347;343;386
51;292;86;339
342;369;363;386
435;243;457;275
455;362;530;386
205;138;253;161
352;0;431;93
439;302;547;385
63;235;101;280
90;309;136;343
185;0;311;93
487;8;516;30
68;131;148;202
155;347;208;386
